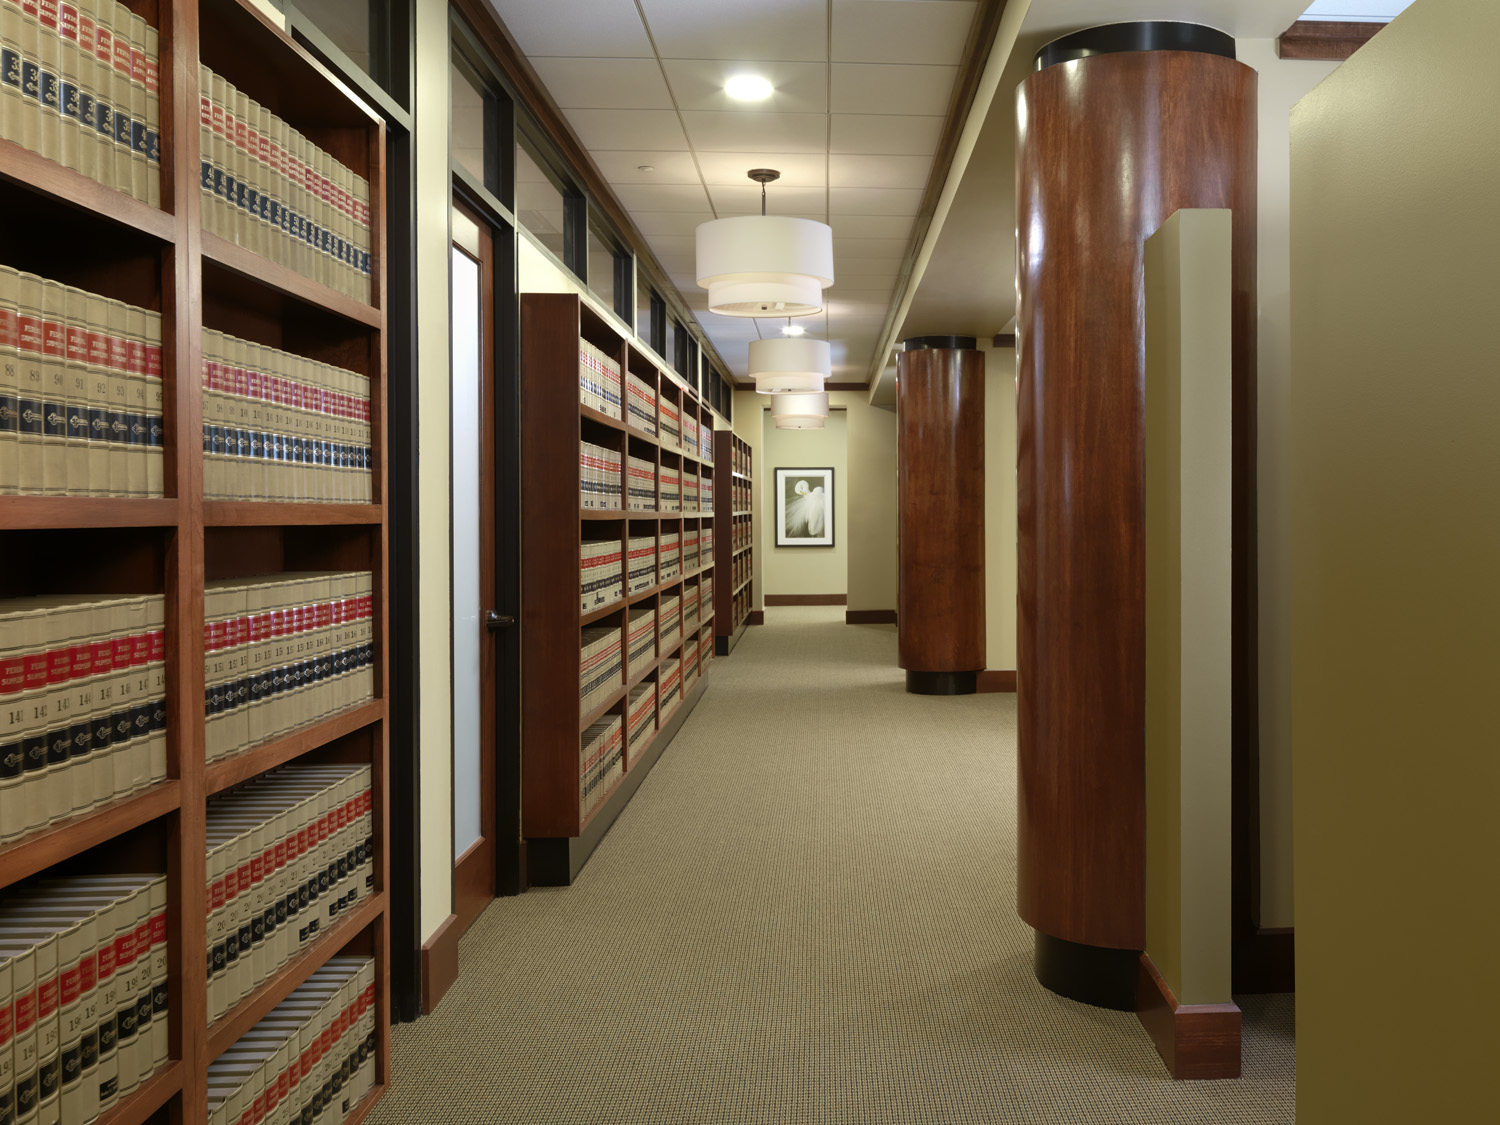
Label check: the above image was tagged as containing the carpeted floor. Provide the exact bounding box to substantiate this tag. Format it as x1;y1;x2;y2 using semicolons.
371;607;1294;1124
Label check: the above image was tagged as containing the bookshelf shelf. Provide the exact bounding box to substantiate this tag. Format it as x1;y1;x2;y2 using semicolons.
0;2;391;1121
96;1061;185;1125
0;497;182;530
0;781;182;894
521;293;719;882
714;431;754;655
202;232;383;328
204;502;385;527
207;891;387;1061
0;139;178;244
204;700;387;795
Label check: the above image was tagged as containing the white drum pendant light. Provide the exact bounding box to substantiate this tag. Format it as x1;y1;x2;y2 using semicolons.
696;169;834;317
771;391;829;429
749;337;831;395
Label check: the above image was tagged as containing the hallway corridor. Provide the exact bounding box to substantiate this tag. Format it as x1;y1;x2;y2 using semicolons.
371;609;1294;1123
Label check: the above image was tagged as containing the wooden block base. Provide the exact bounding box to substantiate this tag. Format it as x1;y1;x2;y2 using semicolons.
1135;952;1242;1079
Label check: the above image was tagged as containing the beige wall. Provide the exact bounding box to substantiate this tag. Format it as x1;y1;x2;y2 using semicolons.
762;412;849;596
836;391;898;614
984;344;1017;670
1290;2;1500;1119
414;0;452;945
1143;210;1234;1005
1238;37;1340;932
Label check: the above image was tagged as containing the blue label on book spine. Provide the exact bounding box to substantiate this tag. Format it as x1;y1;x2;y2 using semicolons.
95;98;112;135
79;89;95;130
21;59;39;100
1;47;20;90
39;68;58;111
131;118;146;154
115;109;131;147
61;80;78;122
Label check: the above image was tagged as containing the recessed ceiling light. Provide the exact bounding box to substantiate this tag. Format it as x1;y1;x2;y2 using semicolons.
725;74;774;101
781;323;806;337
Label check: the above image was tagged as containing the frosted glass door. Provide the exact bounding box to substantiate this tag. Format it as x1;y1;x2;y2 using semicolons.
451;245;483;858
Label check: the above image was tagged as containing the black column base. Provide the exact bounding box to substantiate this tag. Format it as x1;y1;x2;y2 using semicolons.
905;670;978;695
1034;931;1140;1011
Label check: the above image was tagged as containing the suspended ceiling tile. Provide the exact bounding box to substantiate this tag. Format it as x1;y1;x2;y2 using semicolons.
829;62;959;116
707;183;828;216
830;153;935;190
643;234;699;256
613;183;716;212
680;111;829;154
640;0;828;62
829;186;924;215
832;237;909;262
826;214;912;239
661;59;828;114
695;151;827;188
486;0;653;58
824;286;897;305
528;58;674;110
564;109;690;151
591;151;703;185
831;0;978;65
826;295;897;317
830;115;944;157
635;211;717;237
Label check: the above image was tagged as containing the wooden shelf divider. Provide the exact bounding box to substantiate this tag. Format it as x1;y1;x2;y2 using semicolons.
714;431;754;654
0;496;182;530
203;501;385;527
0;138;179;242
204;701;387;795
95;1062;185;1125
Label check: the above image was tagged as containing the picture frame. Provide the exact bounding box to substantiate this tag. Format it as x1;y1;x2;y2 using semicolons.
774;467;835;548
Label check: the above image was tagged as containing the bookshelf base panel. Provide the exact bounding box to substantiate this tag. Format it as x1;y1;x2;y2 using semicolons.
527;676;710;886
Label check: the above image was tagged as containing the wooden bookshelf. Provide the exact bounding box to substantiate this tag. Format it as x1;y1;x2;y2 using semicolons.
520;293;720;885
0;3;391;1124
713;430;754;655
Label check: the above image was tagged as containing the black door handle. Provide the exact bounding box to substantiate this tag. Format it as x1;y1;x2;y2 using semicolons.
486;611;515;632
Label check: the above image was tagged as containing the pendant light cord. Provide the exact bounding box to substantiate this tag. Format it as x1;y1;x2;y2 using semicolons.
761;180;767;216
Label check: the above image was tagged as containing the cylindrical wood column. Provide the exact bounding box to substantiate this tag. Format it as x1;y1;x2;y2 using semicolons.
897;336;985;695
1016;25;1257;1007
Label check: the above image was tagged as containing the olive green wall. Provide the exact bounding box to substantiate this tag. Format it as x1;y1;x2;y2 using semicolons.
1291;1;1500;1118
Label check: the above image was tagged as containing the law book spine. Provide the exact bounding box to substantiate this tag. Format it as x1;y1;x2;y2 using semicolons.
0;264;20;494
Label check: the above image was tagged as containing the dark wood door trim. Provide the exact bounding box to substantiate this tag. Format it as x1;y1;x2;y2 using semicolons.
1278;20;1385;60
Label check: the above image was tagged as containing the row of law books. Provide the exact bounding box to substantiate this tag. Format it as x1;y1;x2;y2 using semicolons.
732;444;750;476
626;608;655;672
699;623;715;674
683;413;699;458
733;516;751;553
0;0;161;205
702;527;715;565
203;572;376;765
580;540;622;614
578;338;621;420
203;330;373;505
206;765;373;1025
659;396;680;450
578;441;620;510
625;373;655;435
0;265;163;498
733;480;751;512
733;552;751;590
579;627;621;718
579;716;622;822
627;537;655;596
659;594;680;656
0;873;168;1125
208;958;376;1125
659;656;681;717
626;681;655;765
198;66;373;303
0;594;166;846
620;455;715;513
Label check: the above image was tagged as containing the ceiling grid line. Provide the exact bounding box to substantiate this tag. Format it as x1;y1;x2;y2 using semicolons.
630;0;718;220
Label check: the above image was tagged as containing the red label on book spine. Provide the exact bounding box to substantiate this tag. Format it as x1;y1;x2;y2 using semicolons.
37;976;58;1018
79;953;97;991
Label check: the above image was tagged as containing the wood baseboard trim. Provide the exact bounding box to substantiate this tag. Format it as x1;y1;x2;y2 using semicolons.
977;669;1017;693
1135;953;1241;1080
1233;925;1295;994
421;913;460;1015
765;594;847;606
845;609;897;625
746;610;765;626
1277;19;1384;60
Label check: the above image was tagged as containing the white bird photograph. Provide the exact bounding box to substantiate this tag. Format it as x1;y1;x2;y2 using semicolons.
775;467;835;547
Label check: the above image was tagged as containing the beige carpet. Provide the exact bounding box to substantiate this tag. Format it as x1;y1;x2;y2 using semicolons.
372;607;1294;1124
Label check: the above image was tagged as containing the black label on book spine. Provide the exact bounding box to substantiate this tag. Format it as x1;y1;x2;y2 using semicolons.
70;720;93;762
98;1074;118;1102
79;91;96;131
148;131;160;166
114;108;131;148
116;1003;136;1041
20;59;38;101
238;922;252;955
0;739;22;780
81;1029;99;1070
60;1042;82;1088
90;407;110;445
61;81;78;124
131;119;146;155
153;981;168;1016
1;47;20;91
201;158;214;193
48;726;72;767
135;993;151;1031
96;99;113;137
38;1053;60;1099
98;1014;117;1054
44;401;68;439
0;1088;13;1125
39;68;58;113
14;1072;36;1117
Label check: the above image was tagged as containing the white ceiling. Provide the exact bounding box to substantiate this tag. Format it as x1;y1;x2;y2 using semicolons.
486;0;984;383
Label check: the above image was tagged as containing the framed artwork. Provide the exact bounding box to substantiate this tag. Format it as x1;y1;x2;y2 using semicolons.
774;467;835;547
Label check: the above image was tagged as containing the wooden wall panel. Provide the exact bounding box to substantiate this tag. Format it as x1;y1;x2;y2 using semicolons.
1016;50;1256;952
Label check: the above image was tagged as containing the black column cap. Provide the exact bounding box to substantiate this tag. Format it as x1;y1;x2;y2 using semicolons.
1035;22;1236;71
903;335;978;351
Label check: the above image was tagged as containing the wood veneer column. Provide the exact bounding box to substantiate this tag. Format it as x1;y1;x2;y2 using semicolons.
896;337;985;695
1015;25;1257;1007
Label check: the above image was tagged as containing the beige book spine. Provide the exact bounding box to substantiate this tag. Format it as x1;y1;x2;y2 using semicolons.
201;328;222;500
15;0;42;156
36;0;60;163
126;11;144;200
142;23;156;206
0;263;20;494
144;595;164;784
0;612;33;841
39;277;68;495
243;97;264;258
0;1;26;151
122;302;147;498
143;307;161;496
57;0;79;172
63;285;94;496
209;71;228;239
232;87;249;247
84;0;114;190
71;0;96;184
108;2;130;195
82;291;109;497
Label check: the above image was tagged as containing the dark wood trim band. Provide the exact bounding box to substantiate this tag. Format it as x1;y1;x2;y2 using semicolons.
746;610;766;626
846;609;898;625
420;913;460;1015
449;0;735;389
1277;19;1385;61
765;593;847;606
825;381;870;391
1136;953;1242;1080
977;669;1017;693
991;333;1016;348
